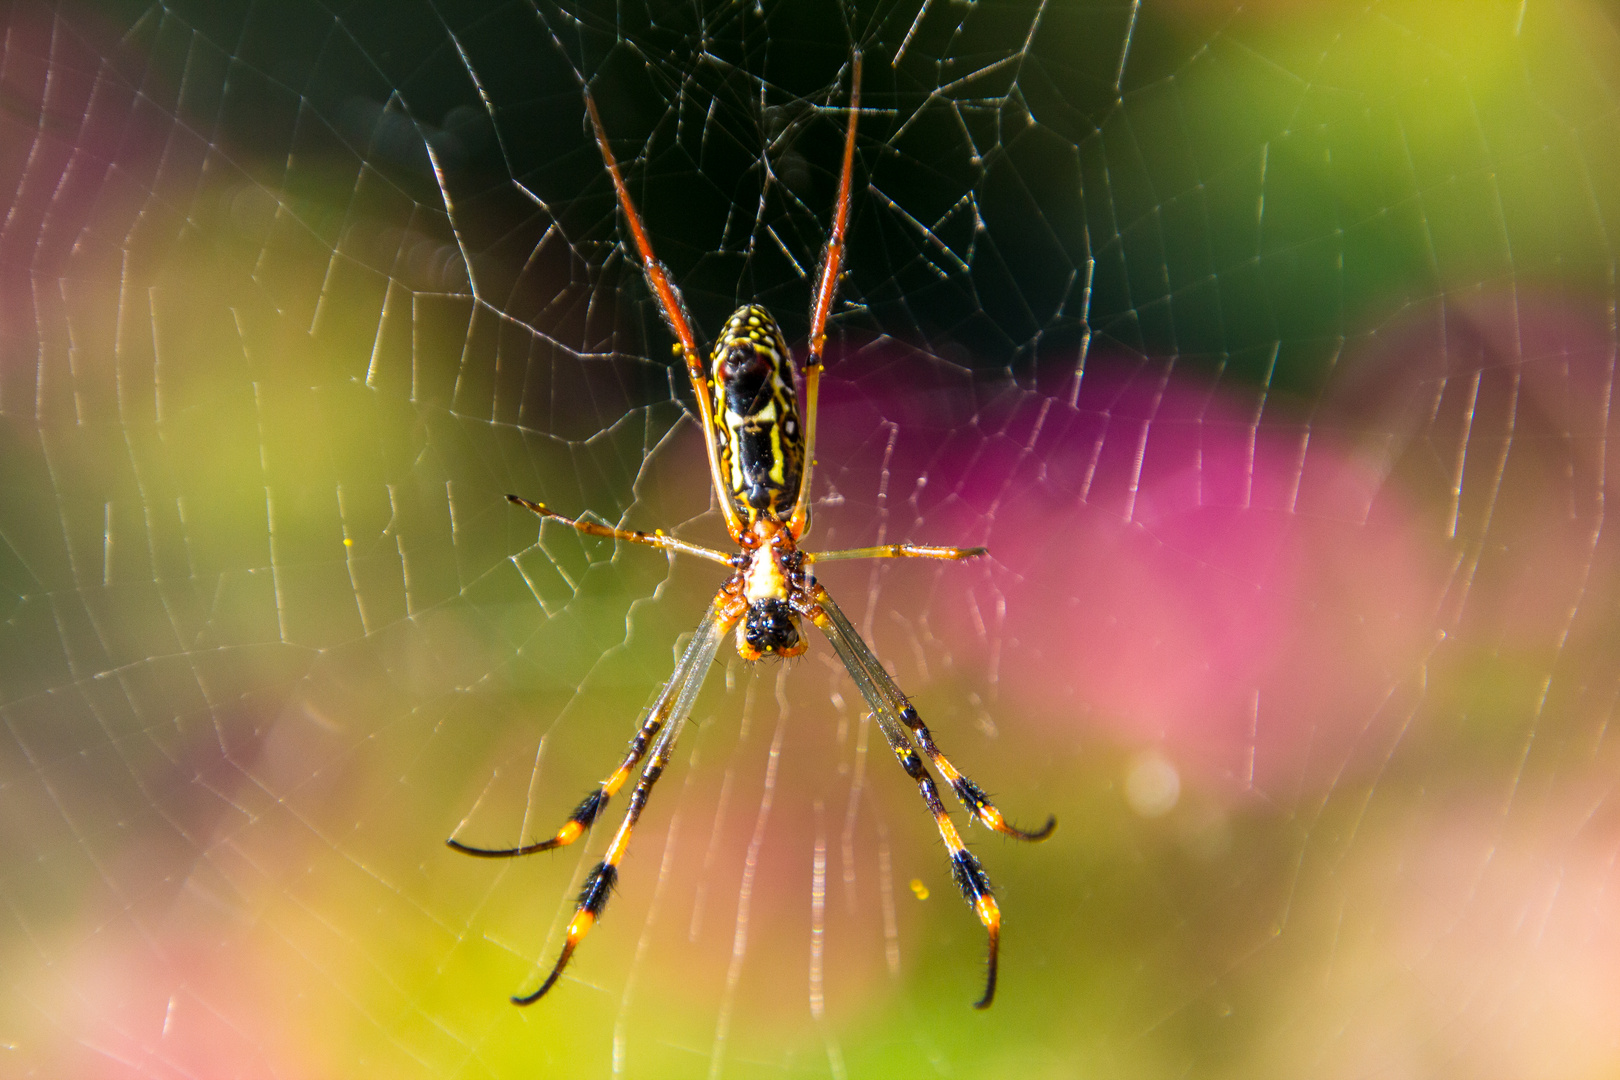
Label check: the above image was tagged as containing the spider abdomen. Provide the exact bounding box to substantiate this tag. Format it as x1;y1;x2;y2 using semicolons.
711;305;803;520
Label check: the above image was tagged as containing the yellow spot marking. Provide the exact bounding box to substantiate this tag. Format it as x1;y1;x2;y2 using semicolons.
909;879;929;900
555;821;584;845
566;910;596;941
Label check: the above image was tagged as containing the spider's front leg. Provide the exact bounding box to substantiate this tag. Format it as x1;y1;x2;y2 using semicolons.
513;713;687;1004
445;502;732;861
454;591;739;1004
806;585;1054;1008
445;708;656;860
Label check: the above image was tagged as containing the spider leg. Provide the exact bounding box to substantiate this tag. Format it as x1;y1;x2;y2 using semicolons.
810;542;988;563
807;585;1049;1009
445;699;659;860
811;586;1055;842
790;51;863;540
509;590;741;1005
447;583;734;859
505;495;733;566
582;88;742;541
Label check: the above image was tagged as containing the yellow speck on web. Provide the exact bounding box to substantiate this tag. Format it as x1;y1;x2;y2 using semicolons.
343;537;354;547
909;879;929;901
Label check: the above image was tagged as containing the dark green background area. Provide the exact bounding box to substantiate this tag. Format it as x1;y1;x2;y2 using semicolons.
95;0;1611;401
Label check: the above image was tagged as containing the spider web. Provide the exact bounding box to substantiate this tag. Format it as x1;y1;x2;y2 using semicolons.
4;0;1620;1077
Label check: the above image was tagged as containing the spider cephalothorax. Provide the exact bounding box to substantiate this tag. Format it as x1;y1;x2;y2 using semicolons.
741;597;802;657
730;517;811;660
449;51;1054;1011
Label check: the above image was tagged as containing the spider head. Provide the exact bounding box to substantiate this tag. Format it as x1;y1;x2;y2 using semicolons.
738;598;806;660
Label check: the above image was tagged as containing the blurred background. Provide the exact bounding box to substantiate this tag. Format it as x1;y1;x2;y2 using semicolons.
3;0;1619;1076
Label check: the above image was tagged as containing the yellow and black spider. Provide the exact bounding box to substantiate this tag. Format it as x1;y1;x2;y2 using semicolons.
449;52;1053;1010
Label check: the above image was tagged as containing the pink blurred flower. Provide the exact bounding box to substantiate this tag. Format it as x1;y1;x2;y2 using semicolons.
814;346;1442;797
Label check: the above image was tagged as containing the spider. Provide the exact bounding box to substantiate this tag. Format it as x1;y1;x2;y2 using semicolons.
449;52;1054;1010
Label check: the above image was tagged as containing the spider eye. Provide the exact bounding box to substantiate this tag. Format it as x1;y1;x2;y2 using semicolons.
744;598;800;655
